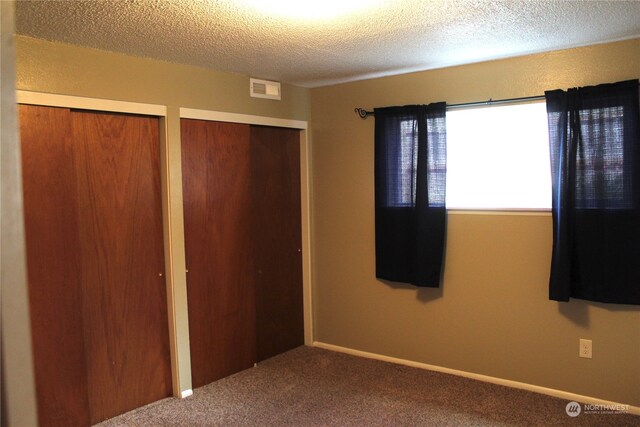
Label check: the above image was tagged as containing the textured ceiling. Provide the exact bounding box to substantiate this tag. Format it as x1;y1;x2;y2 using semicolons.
15;0;640;88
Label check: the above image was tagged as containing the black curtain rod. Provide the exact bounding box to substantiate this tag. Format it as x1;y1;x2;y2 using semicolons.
355;82;640;119
354;94;545;119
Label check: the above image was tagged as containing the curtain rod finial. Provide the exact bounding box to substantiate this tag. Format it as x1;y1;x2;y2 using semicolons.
354;108;373;119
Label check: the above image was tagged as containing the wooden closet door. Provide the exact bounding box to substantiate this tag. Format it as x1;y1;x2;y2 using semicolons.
20;106;172;426
250;126;304;362
181;119;256;388
20;105;91;427
72;110;172;424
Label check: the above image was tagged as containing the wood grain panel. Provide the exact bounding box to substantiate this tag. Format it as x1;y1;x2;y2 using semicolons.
181;119;256;388
20;105;92;427
71;111;171;424
250;126;304;362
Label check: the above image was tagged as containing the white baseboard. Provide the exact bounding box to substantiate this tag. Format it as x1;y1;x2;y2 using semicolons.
180;389;193;399
312;341;640;416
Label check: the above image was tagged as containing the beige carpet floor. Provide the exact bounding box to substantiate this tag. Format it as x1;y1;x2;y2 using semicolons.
97;346;639;426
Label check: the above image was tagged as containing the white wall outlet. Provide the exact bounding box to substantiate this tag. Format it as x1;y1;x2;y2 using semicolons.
579;339;592;359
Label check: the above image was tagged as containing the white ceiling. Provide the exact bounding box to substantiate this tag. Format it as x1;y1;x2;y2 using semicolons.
15;0;640;88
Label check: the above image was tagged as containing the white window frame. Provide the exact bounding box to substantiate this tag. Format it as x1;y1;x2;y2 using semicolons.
445;101;552;214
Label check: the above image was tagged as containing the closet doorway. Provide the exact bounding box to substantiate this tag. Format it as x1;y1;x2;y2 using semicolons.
181;118;304;388
20;104;172;426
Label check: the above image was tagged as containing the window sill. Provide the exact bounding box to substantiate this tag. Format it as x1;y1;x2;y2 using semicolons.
446;209;551;217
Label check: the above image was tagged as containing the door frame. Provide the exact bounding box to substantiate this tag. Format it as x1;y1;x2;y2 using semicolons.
179;107;313;348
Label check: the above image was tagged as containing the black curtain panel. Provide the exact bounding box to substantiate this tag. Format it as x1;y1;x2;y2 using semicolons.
374;103;447;287
545;79;640;304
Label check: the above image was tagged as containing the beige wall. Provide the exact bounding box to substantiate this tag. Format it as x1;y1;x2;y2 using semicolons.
15;35;311;398
1;3;39;426
310;39;640;406
16;36;309;120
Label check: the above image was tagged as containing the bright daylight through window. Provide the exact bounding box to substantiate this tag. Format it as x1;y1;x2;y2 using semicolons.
445;101;551;210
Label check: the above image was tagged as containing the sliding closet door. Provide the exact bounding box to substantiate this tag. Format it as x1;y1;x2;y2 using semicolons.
72;110;172;424
20;105;172;426
250;126;304;362
20;105;91;427
181;119;256;388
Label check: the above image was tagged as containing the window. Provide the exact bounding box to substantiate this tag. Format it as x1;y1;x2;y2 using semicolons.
445;101;551;210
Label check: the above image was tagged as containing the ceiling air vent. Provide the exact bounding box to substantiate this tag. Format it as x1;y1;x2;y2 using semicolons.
250;78;281;100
